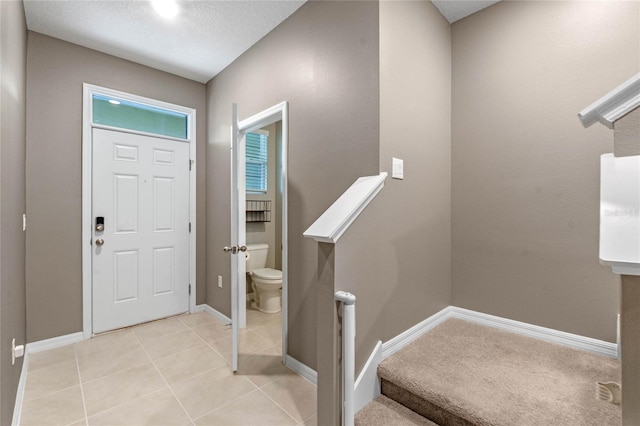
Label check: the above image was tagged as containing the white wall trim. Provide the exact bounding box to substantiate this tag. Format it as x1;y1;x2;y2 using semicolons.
11;352;29;426
303;172;387;244
381;306;451;359
285;355;317;385
196;304;231;325
448;306;618;359
354;306;618;413
82;84;197;339
25;332;85;354
578;72;640;129
354;340;382;413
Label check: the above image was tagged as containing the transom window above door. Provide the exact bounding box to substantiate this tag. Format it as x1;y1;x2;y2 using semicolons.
92;94;189;140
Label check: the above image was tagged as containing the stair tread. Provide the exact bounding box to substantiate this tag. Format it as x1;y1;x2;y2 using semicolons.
355;395;437;426
378;318;620;426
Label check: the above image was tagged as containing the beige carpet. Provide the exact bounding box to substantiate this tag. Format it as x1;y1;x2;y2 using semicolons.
378;319;621;426
355;395;438;426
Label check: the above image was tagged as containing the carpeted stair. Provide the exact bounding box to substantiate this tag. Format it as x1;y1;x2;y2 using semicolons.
358;318;621;425
355;395;437;426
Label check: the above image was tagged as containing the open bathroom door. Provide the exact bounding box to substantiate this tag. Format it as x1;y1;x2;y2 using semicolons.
229;103;247;372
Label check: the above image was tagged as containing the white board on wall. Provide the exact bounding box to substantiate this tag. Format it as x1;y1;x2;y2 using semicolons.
600;153;640;276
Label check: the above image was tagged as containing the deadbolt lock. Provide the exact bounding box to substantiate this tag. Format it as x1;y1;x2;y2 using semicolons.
96;216;105;232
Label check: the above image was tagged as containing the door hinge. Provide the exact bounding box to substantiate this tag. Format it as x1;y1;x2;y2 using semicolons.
189;284;191;295
189;222;192;233
189;159;194;171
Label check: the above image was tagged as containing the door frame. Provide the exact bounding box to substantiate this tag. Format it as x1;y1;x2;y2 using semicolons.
233;101;289;364
81;83;197;339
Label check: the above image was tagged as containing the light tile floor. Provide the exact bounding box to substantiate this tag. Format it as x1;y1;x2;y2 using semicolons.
20;305;317;426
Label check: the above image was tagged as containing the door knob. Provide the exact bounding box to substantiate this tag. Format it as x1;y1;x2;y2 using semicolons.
223;245;246;254
95;238;105;246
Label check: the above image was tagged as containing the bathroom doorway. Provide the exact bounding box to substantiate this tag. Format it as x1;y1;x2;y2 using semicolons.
243;121;285;359
229;102;288;372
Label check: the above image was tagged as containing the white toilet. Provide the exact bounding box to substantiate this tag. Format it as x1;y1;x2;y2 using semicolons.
246;243;282;314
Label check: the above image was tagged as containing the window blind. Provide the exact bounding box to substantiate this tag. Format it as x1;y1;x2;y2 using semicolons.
246;132;268;192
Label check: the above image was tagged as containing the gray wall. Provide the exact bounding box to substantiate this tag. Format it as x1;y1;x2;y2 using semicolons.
207;0;380;369
451;0;640;342
336;0;452;374
0;1;27;423
25;33;207;342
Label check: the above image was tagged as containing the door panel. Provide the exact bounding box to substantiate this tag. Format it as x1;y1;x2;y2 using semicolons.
114;175;139;233
230;104;242;372
92;128;189;334
114;250;139;301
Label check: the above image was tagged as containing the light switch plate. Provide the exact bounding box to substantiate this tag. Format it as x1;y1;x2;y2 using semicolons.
392;157;404;179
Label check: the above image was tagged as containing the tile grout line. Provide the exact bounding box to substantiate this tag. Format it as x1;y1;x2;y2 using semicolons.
298;413;316;425
190;386;264;423
132;329;197;426
74;347;90;426
75;323;223;421
255;380;304;425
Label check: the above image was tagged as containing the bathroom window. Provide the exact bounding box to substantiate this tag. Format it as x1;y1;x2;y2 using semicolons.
246;131;268;193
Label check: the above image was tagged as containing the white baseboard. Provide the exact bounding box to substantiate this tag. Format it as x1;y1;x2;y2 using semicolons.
449;306;618;359
26;332;85;354
285;355;317;385
196;304;231;325
354;341;382;413
11;351;29;426
197;304;317;386
15;331;85;425
354;305;618;413
381;307;451;359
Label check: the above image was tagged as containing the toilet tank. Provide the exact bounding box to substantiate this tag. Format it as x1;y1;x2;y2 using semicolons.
246;243;268;272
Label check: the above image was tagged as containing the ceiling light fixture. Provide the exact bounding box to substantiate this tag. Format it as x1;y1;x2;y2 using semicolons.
151;0;179;19
108;99;121;105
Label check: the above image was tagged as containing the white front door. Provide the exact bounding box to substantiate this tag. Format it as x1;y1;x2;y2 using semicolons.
92;128;190;334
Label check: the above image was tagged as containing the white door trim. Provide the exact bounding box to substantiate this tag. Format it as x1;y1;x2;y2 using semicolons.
234;101;289;364
82;83;197;339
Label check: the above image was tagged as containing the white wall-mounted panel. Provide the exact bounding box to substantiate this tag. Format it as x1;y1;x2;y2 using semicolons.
600;154;640;275
114;250;138;302
114;174;138;233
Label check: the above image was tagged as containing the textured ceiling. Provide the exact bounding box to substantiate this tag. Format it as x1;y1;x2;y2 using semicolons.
432;0;501;23
23;1;500;84
23;0;306;83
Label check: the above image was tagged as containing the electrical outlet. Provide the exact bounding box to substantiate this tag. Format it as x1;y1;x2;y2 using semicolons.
218;275;223;288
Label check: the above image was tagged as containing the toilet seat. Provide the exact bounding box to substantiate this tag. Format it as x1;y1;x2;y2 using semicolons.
252;268;282;281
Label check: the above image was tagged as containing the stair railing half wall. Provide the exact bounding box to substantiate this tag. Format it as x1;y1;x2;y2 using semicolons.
304;172;387;426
